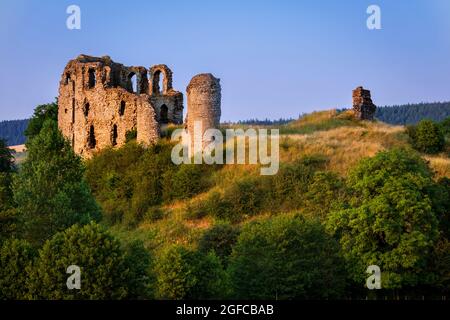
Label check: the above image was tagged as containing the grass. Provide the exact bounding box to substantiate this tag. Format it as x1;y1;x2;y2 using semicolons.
111;109;450;251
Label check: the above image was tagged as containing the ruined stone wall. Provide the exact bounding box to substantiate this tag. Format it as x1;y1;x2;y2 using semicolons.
352;86;376;120
58;55;183;157
186;73;221;153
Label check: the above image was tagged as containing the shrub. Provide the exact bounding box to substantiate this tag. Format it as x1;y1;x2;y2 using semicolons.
408;119;445;154
302;171;346;221
198;223;240;265
0;239;36;299
228;215;346;299
125;129;137;143
154;245;229;300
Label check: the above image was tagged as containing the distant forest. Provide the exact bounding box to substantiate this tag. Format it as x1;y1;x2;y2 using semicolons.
376;102;450;125
0;119;29;146
1;102;450;146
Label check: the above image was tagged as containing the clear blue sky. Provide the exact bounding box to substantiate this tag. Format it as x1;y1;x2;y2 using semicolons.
1;0;450;121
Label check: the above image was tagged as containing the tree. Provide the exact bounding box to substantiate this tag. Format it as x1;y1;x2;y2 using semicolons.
198;223;240;265
13;120;100;245
24;101;58;142
0;139;17;242
327;148;441;289
409;119;445;154
228;215;346;299
27;223;131;299
154;245;229;300
0;138;15;173
124;240;154;299
0;239;36;299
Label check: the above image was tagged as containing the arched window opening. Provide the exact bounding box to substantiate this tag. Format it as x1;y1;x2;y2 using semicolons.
128;73;137;93
88;68;96;88
152;70;164;95
88;125;96;149
160;104;168;124
65;73;71;85
84;103;90;117
111;124;118;146
119;101;126;116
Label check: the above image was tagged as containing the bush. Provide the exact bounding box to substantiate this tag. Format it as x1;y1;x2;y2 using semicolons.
125;129;137;143
154;245;229;299
198;223;240;265
228;215;346;299
86;141;218;226
302;171;346;220
408;119;445;154
27;223;133;299
13;120;100;245
0;239;36;299
327;148;441;289
123;240;154;299
162;164;212;203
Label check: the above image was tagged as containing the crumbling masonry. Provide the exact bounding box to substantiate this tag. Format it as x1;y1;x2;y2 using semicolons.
186;73;221;153
352;86;376;120
58;55;184;157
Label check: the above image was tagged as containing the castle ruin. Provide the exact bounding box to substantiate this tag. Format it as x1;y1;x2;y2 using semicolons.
186;73;221;154
58;55;184;157
352;86;376;120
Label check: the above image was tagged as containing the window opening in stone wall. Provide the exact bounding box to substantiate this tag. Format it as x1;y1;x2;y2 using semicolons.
84;103;90;117
88;125;96;149
119;101;126;116
112;124;118;146
88;68;96;88
160;104;168;123
129;73;137;93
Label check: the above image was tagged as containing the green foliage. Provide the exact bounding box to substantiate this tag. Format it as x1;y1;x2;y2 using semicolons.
125;129;138;143
440;116;450;135
327;148;441;289
302;171;346;221
162;164;212;202
429;239;450;293
154;245;230;299
27;223;131;299
408;119;445;154
0;239;36;299
13;120;100;245
24;101;58;142
198;223;240;265
0;138;15;173
228;215;346;299
123;240;154;299
86;141;216;226
0;170;17;242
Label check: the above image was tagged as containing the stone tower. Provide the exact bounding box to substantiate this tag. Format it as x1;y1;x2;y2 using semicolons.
185;73;221;154
58;55;183;158
352;86;376;120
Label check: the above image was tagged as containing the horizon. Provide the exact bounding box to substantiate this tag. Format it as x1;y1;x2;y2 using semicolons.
1;0;450;122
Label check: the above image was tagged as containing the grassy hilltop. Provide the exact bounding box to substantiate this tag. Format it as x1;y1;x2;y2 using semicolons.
106;109;450;250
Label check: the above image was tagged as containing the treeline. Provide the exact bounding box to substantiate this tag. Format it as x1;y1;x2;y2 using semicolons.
0;119;29;146
376;102;450;125
224;118;296;126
